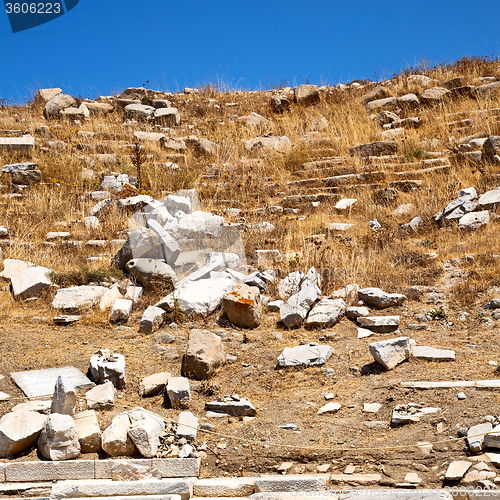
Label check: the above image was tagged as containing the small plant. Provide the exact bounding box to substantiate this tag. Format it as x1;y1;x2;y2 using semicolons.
430;306;448;320
196;381;220;397
401;148;432;163
140;96;153;106
49;268;125;287
129;142;146;189
288;253;301;268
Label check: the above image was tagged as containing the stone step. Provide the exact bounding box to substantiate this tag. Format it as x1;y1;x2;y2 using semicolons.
254;475;329;493
0;459;200;483
193;478;255;497
50;480;193;500
281;193;340;207
367;152;448;164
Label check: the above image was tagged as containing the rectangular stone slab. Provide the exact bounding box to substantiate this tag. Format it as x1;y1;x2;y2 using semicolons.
401;381;476;389
401;380;500;390
11;366;93;398
5;460;95;482
412;346;455;361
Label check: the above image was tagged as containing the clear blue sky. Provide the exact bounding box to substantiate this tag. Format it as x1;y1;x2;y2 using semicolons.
1;0;500;103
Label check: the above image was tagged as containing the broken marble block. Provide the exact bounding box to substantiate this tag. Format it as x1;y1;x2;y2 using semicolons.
139;372;171;397
222;283;262;328
277;343;333;368
89;349;126;389
166;377;191;409
467;422;492;453
74;410;102;453
38;413;81;461
176;411;198;440
305;298;346;328
357;315;400;332
11;266;53;300
127;409;165;458
0;410;47;458
181;329;226;380
109;298;133;323
358;287;406;309
280;283;321;328
369;337;414;370
51;375;77;415
139;306;166;334
205;398;257;417
85;380;115;410
101;412;136;457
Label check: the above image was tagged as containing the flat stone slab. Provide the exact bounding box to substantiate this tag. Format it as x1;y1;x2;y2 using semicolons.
277;344;332;368
194;478;255;497
50;480;192;500
329;473;382;485
358;316;400;328
5;460;95;482
401;380;500;390
11;366;93;398
445;460;472;481
412;346;455;361
254;475;329;492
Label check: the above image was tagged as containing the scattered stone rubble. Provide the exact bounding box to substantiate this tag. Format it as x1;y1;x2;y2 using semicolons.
2;73;500;490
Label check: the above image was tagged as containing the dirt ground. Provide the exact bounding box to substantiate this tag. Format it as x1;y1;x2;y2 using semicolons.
0;272;498;488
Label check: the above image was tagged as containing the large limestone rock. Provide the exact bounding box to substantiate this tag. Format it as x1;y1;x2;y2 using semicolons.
51;376;76;415
109;298;133;323
222;283;262;328
458;210;490;230
89;349;126;389
181;329;226;380
349;139;399;157
154;107;180;126
101;412;136;456
478;188;500;207
294;85;320;105
277;343;333;368
44;94;76;118
177;278;235;316
123;103;155;121
280;283;321;328
369;337;414;370
74;410;102;453
38;413;81;461
11;266;52;300
305;298;346;328
244;135;291;155
34;88;62;106
420;87;450;104
52;285;108;312
125;258;176;290
358;287;406;309
482;136;500;160
0;410;47;458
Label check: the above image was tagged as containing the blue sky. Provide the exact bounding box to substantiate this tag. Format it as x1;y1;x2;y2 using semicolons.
1;0;500;103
